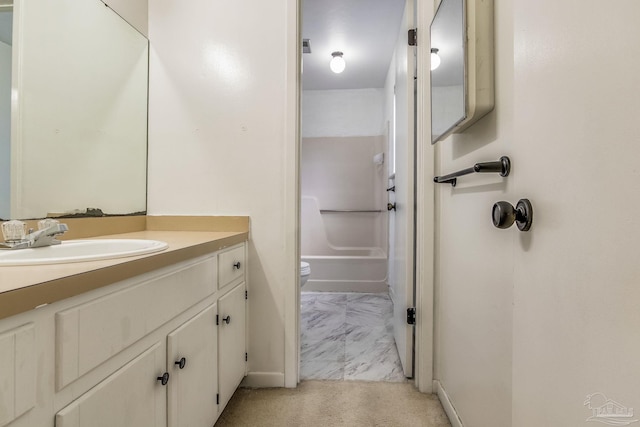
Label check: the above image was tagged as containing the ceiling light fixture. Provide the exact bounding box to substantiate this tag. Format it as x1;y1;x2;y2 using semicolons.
430;48;441;71
330;51;346;74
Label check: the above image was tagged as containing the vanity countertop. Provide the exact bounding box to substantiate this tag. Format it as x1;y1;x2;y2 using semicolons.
0;220;249;320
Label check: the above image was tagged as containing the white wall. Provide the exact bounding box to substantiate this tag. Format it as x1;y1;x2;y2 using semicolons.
434;0;640;426
0;40;10;219
147;0;297;386
302;89;385;137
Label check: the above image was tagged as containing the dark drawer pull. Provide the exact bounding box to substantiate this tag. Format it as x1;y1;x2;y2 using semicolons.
233;261;241;269
175;357;186;369
222;315;231;325
157;372;170;386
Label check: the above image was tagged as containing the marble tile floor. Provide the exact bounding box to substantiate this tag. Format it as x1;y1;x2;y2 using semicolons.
300;292;407;382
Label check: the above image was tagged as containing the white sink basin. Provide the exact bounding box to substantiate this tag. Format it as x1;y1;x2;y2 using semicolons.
0;239;168;266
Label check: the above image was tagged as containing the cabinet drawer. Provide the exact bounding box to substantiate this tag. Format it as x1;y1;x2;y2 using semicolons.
217;244;245;289
56;256;216;390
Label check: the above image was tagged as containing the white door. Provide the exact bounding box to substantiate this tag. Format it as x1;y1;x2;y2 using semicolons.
511;1;640;425
390;0;416;378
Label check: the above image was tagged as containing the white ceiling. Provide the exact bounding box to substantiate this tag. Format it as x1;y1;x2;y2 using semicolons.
302;0;407;90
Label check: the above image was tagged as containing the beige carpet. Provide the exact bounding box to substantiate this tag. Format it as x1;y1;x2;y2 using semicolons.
215;380;452;427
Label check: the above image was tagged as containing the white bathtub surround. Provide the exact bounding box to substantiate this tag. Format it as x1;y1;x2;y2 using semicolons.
300;292;406;382
301;196;388;293
301;251;388;293
301;135;388;257
301;196;387;254
301;95;389;292
300;261;311;287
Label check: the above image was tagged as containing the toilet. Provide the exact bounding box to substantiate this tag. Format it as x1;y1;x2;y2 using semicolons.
300;262;311;287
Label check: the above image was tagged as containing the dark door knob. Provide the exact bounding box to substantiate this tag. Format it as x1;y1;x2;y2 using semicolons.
175;357;186;369
233;261;241;269
492;199;533;231
157;372;170;386
222;315;231;324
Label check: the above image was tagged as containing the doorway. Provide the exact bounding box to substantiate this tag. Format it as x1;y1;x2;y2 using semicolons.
298;0;417;382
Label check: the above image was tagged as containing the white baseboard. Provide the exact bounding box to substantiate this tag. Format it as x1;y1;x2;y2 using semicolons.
241;372;285;388
434;380;464;427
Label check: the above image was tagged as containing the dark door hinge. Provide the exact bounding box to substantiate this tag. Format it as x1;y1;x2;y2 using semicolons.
407;307;416;325
245;352;248;362
216;314;219;325
245;290;248;300
216;393;220;405
408;28;417;46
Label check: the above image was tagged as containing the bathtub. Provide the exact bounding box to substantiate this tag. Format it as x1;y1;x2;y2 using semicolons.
301;247;388;293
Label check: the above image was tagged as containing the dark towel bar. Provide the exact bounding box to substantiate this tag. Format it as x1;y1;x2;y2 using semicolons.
319;209;382;213
433;156;511;187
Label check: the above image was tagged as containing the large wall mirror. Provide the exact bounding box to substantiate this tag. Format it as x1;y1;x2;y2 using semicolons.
430;0;494;143
0;0;148;220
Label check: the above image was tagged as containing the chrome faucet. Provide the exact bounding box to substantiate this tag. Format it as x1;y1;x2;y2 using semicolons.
26;223;69;248
1;221;69;249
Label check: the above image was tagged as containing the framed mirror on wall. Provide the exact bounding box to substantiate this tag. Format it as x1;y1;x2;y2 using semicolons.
0;0;149;220
430;0;494;143
0;3;12;220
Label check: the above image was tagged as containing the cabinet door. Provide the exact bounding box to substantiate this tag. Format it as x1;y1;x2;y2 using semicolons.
218;283;246;411
0;323;35;427
167;304;218;427
55;342;166;427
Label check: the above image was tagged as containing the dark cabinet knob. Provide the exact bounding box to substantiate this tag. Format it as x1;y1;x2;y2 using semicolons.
175;357;186;369
492;199;533;231
387;203;396;211
233;261;241;269
222;315;231;324
157;372;170;386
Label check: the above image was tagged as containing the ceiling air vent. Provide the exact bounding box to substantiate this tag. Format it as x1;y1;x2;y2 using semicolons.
302;39;311;54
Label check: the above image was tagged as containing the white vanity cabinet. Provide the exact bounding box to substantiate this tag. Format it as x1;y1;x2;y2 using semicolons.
1;241;247;427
